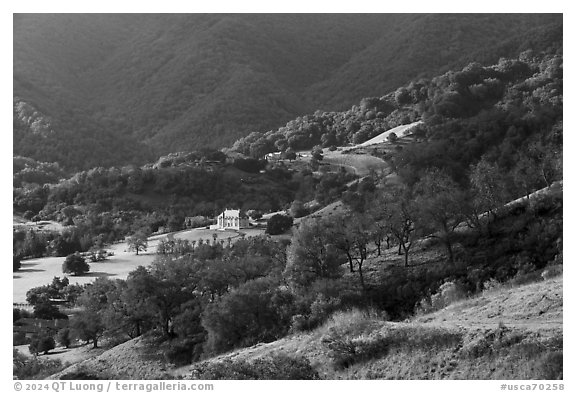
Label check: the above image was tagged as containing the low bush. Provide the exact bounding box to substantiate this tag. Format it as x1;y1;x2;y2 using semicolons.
536;350;563;380
541;264;562;280
320;308;386;338
13;332;28;346
189;353;320;380
290;294;342;332
266;214;294;235
164;338;204;367
482;277;503;292
322;325;463;369
59;366;107;380
13;349;64;380
28;334;56;355
416;280;468;314
461;325;531;359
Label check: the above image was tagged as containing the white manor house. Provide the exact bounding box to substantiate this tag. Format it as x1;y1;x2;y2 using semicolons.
210;209;249;230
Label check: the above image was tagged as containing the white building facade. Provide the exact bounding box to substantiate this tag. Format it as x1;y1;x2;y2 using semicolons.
211;209;249;230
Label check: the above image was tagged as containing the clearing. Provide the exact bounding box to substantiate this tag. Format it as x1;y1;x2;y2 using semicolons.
13;227;266;304
357;121;422;147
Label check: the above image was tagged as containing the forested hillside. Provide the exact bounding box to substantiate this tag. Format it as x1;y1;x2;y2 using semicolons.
13;47;562;257
13;26;563;379
232;49;562;188
13;14;561;170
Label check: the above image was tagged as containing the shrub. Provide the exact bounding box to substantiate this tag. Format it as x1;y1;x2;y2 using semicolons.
322;325;462;369
541;264;562;280
62;253;89;276
290;294;343;332
266;214;294;235
29;334;56;355
13;349;64;380
13;331;28;346
13;308;32;322
319;308;387;340
536;351;563;380
164;338;204;367
462;325;527;359
416;280;467;314
482;278;502;292
33;301;68;320
184;216;212;228
59;365;108;380
189;353;320;380
290;200;308;218
57;328;71;348
13;254;22;272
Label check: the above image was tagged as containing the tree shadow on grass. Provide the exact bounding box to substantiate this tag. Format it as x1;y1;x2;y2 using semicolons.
15;268;46;274
42;349;68;356
21;261;41;268
81;272;118;278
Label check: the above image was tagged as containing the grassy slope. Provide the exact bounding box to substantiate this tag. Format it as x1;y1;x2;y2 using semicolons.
45;275;562;380
174;276;562;380
48;335;173;380
358;121;422;147
413;277;562;333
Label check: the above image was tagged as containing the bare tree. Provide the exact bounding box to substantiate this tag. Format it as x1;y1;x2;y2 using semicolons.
414;169;467;263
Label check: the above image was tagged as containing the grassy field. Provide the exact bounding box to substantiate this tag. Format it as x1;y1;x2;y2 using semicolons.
13;243;157;304
321;151;389;177
13;227;267;304
358;121;422;147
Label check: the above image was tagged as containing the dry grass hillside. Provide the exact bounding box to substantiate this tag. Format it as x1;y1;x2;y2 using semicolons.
46;274;562;380
48;335;174;380
172;275;562;380
413;275;562;333
358;121;422;147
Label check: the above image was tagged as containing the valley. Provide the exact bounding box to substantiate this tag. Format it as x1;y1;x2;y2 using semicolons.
13;13;563;382
13;226;268;304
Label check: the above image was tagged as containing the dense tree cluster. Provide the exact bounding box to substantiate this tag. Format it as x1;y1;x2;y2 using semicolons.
13;156;66;189
13;160;300;256
13;148;359;263
230;51;562;194
13;227;97;263
25;276;83;306
43;236;291;358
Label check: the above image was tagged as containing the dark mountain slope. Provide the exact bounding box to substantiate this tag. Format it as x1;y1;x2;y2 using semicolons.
306;14;562;110
13;14;562;170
